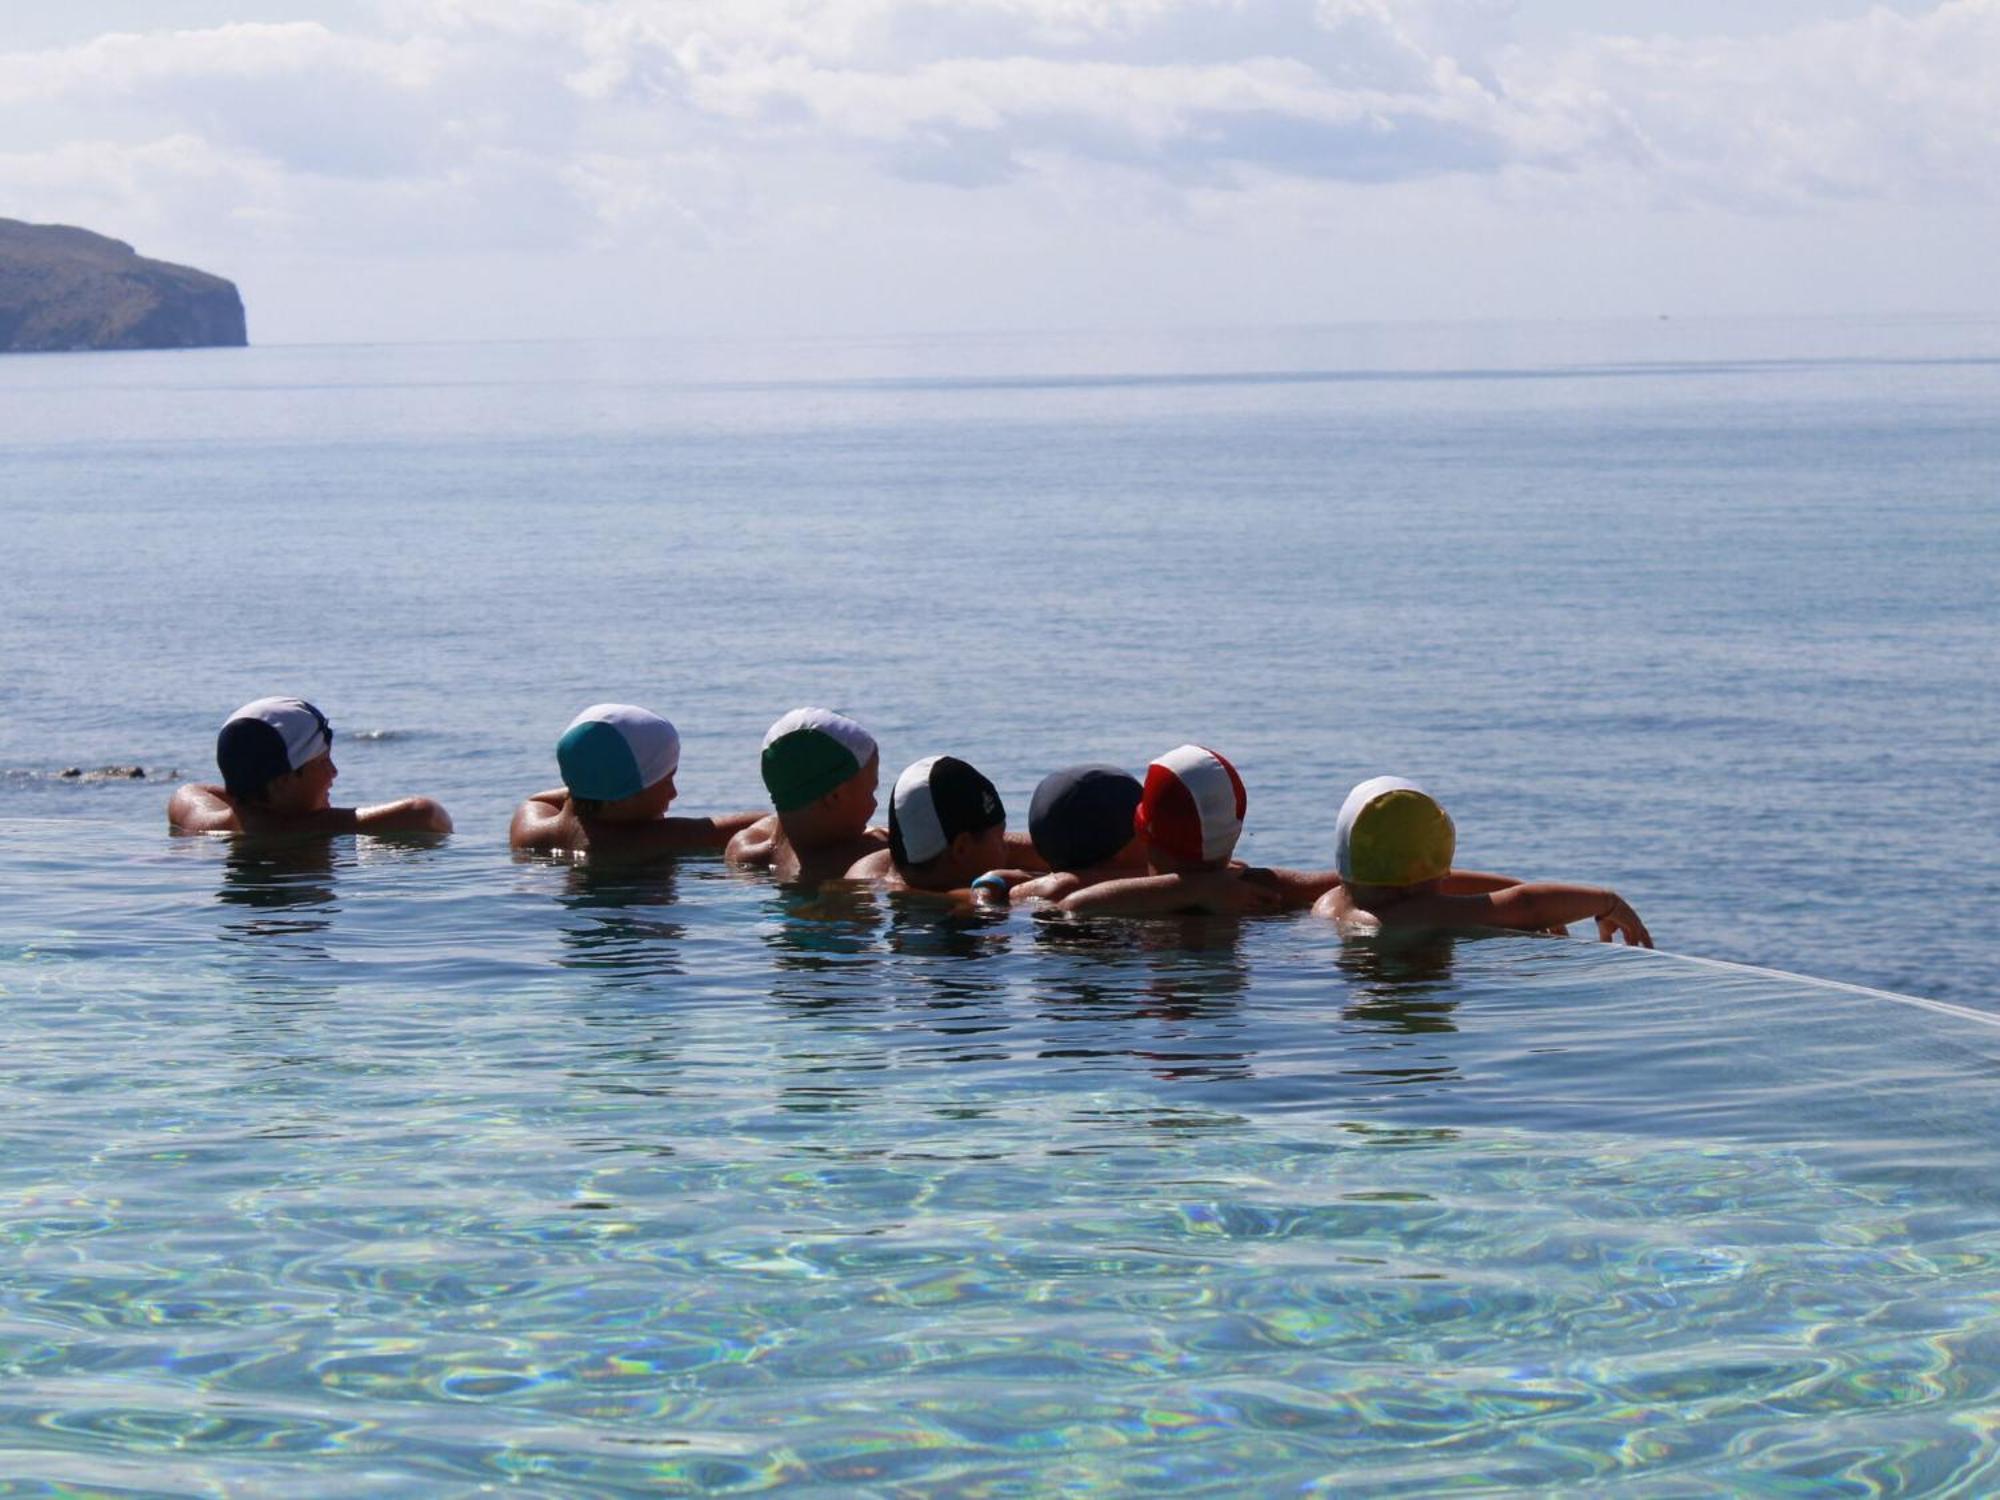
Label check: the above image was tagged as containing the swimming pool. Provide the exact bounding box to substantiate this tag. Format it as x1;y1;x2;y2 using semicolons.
3;820;1997;1494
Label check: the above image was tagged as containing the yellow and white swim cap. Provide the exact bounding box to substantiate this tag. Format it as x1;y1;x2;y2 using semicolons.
1335;776;1456;887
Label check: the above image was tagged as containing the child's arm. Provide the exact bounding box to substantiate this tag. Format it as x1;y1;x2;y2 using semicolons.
1393;883;1652;947
1012;859;1156;904
352;797;454;835
1438;868;1523;895
601;809;766;855
1060;870;1283;918
1238;865;1341;911
1436;869;1568;933
1009;871;1080;903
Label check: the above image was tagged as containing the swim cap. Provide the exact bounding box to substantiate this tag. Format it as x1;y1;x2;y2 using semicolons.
1136;745;1246;864
217;697;332;797
1335;776;1456;887
556;704;680;802
761;707;878;812
1029;764;1143;872
889;755;1004;867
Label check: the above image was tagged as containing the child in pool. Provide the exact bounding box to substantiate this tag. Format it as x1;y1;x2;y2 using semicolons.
845;754;1014;900
1312;776;1651;945
1054;746;1340;916
169;697;452;836
510;704;760;859
1003;764;1149;904
726;707;890;885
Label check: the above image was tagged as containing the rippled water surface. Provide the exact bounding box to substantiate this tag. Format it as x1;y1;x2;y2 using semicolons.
3;319;1998;1492
4;822;2000;1494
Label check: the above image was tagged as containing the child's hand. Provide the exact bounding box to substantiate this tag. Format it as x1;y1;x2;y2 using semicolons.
970;872;1012;908
1595;894;1652;948
1189;871;1283;916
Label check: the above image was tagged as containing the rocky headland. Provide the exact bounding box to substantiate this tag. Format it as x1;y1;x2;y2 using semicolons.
0;218;246;353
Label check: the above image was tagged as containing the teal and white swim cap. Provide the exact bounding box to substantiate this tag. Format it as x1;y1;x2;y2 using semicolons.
557;704;680;802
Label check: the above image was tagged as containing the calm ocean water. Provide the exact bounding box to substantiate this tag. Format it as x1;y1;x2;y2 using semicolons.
2;317;1993;999
2;318;1998;1492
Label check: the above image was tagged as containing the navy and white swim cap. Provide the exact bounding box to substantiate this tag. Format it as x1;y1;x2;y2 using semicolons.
557;704;680;802
216;697;332;798
888;755;1003;867
1029;764;1142;872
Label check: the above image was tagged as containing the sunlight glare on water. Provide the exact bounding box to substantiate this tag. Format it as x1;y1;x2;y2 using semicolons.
2;824;1999;1493
2;318;1997;1492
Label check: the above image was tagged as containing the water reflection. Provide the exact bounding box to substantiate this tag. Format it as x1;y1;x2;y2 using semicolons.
761;883;891;1115
209;837;344;1045
214;837;339;943
1030;914;1255;1084
883;896;1016;1070
1335;932;1462;1034
550;860;686;985
1330;932;1464;1096
758;889;1021;1114
764;883;885;974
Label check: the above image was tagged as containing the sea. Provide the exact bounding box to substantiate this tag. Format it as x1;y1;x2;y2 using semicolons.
1;317;1996;1493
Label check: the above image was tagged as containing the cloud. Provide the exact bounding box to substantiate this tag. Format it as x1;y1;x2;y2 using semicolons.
1504;1;2000;206
0;0;1995;274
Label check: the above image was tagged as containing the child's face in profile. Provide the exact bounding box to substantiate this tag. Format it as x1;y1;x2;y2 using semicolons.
268;752;337;812
964;821;1007;873
829;754;880;831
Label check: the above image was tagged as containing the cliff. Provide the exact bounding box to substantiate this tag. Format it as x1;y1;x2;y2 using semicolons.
0;218;247;353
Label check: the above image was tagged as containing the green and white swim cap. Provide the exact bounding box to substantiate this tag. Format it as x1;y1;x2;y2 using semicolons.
1335;776;1456;887
761;707;877;812
557;704;680;802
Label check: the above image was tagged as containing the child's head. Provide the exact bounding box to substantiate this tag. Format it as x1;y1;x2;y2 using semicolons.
1335;777;1455;891
888;755;1006;879
1135;745;1245;872
217;697;336;810
761;707;879;838
557;704;680;820
1029;764;1144;873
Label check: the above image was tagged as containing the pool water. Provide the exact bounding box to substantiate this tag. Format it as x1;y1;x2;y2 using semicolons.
4;819;1998;1495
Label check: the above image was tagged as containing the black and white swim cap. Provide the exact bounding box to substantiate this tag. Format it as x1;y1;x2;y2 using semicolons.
888;755;1003;867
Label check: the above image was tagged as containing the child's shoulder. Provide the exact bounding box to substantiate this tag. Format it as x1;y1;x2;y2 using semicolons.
509;793;580;852
841;846;895;881
724;813;781;865
168;782;241;833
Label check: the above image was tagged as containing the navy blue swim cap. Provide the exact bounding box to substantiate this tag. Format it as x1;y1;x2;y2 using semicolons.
1029;764;1142;872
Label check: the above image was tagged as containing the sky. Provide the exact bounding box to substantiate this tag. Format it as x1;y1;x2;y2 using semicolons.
1;0;1994;343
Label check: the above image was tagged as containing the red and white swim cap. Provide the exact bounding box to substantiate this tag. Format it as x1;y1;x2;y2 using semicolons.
1135;744;1246;864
